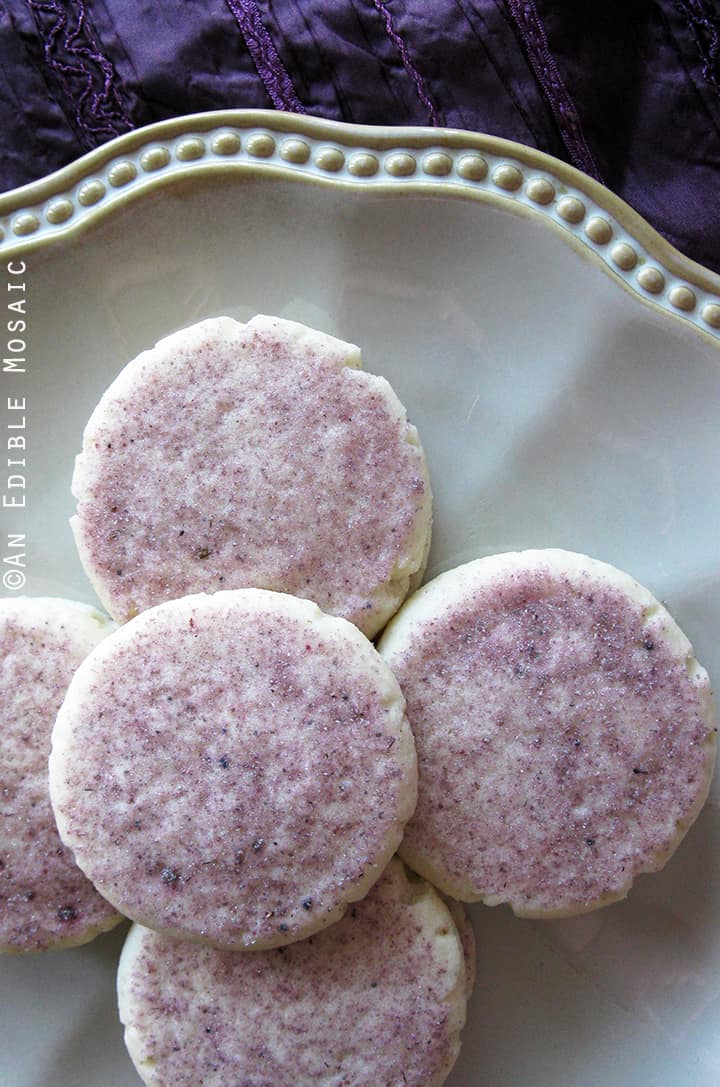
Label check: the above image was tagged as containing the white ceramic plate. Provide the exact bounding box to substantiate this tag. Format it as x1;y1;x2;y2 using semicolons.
1;111;720;1087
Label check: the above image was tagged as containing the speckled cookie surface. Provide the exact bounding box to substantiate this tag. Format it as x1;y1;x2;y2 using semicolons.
117;858;467;1087
49;589;417;948
378;549;717;917
71;314;432;638
0;597;121;952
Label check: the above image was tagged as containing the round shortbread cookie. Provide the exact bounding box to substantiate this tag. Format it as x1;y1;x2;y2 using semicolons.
0;597;122;952
71;314;432;638
378;549;717;917
49;589;417;948
117;857;467;1087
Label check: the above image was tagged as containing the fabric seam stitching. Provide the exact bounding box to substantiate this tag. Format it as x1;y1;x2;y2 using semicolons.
672;0;720;98
224;0;306;113
26;0;134;149
370;0;442;126
503;0;603;181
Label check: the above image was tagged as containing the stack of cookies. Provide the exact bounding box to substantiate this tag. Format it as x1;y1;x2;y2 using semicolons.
1;315;715;1087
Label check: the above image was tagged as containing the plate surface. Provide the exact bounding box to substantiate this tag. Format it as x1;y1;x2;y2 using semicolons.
1;111;720;1087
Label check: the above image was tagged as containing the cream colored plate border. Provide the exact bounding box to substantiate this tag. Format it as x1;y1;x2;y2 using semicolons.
2;109;720;343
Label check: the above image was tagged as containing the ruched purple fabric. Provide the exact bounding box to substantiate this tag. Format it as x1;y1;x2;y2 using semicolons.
1;0;718;271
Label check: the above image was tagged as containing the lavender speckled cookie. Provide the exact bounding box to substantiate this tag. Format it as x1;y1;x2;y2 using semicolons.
378;549;717;918
0;597;122;952
117;858;467;1087
71;314;432;638
49;589;417;949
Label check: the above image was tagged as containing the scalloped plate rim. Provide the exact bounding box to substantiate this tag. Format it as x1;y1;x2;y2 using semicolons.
1;109;719;347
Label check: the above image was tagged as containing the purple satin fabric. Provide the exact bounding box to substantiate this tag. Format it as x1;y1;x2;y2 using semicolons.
1;0;718;273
